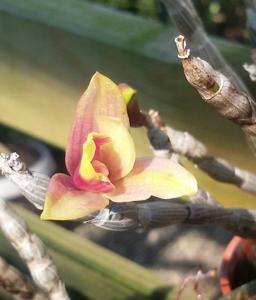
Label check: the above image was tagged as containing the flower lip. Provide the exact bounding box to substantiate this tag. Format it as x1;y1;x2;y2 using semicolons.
72;132;115;193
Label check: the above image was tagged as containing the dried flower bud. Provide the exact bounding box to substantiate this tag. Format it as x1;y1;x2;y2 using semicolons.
118;83;147;127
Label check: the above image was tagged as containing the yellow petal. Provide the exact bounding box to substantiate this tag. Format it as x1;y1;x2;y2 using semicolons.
98;116;136;182
41;174;109;220
107;157;197;202
79;133;99;180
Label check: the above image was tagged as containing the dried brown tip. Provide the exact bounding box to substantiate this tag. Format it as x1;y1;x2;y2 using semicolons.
174;35;190;59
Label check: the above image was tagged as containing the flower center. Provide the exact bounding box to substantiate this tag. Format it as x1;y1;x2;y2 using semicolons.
73;132;114;193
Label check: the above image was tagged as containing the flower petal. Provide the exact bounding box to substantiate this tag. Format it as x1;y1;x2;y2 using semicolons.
41;173;109;220
65;72;129;176
98;116;136;182
106;157;197;202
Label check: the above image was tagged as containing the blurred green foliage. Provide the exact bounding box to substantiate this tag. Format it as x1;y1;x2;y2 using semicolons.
86;0;248;42
195;0;246;42
86;0;163;19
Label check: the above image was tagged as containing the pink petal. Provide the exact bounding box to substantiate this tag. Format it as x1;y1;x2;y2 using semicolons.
41;173;109;220
65;72;129;176
106;157;197;202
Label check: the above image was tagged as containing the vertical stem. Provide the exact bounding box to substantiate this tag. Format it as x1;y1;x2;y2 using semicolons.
0;256;46;300
0;200;70;300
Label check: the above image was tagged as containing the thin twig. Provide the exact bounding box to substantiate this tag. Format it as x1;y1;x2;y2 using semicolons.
0;199;69;300
0;257;46;300
147;109;256;195
176;268;217;300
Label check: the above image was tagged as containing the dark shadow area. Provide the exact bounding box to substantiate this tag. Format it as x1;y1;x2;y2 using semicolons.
151;285;174;300
67;288;90;300
231;259;256;291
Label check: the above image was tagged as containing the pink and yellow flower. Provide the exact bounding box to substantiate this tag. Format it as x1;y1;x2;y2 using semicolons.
41;72;197;220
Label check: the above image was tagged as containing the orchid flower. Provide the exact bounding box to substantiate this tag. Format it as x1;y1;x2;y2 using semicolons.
41;72;197;220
